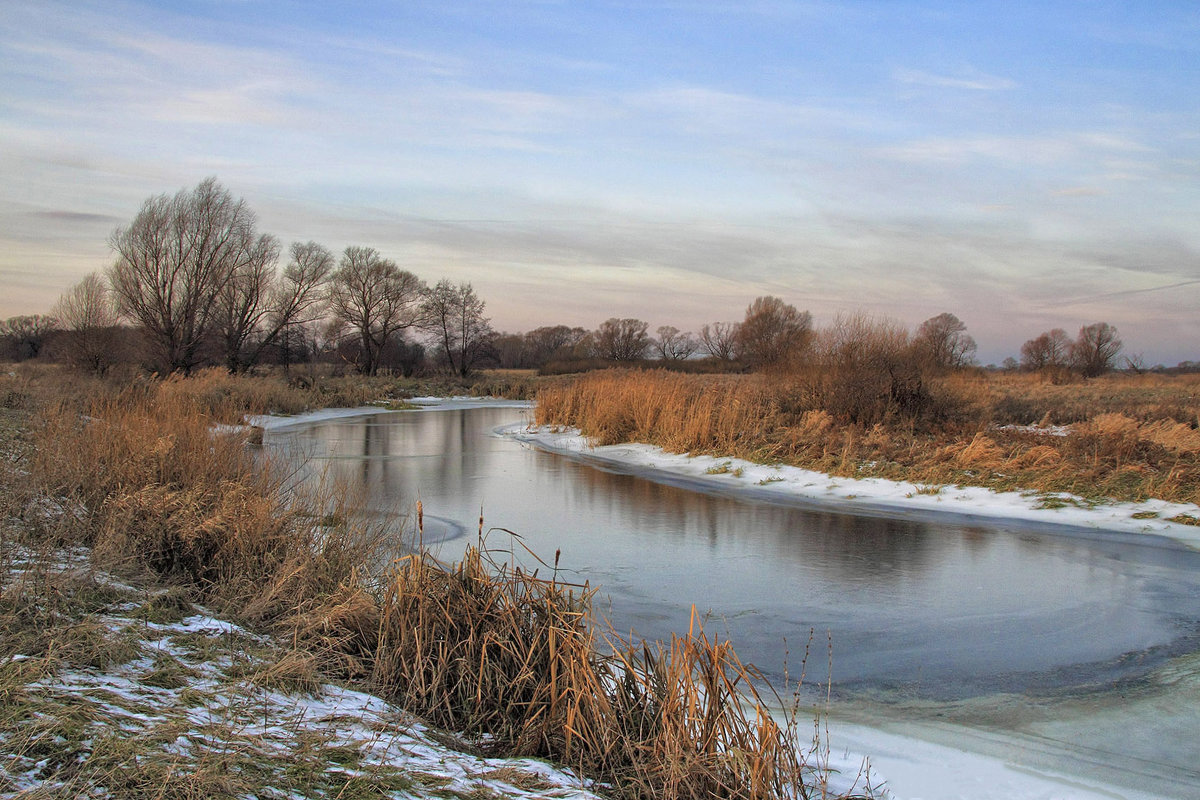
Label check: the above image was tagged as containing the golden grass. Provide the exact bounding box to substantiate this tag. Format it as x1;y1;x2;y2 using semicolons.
367;535;828;799
536;370;1200;506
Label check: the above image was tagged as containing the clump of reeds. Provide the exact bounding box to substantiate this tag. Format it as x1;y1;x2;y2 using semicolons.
369;531;830;799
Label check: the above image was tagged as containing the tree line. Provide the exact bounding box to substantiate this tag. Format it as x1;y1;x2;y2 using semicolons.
2;178;1184;379
33;179;496;377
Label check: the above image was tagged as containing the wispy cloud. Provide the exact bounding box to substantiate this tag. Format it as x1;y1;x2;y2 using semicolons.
893;67;1018;92
873;135;1074;166
1051;187;1106;198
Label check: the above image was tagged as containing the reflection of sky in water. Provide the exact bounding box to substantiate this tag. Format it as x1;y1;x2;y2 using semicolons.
270;407;1200;701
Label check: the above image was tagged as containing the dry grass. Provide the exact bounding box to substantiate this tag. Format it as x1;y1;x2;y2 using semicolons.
368;531;834;799
536;370;1200;505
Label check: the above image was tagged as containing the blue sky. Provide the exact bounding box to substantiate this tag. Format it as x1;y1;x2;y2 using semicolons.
2;0;1198;363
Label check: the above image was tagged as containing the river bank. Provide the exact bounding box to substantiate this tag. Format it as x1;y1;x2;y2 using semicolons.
504;421;1200;552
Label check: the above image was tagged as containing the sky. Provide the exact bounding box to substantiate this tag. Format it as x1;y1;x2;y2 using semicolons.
1;1;1198;365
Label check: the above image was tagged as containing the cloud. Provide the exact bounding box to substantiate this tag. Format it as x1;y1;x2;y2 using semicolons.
873;135;1074;166
893;68;1018;92
1051;187;1106;197
873;130;1154;171
27;210;121;225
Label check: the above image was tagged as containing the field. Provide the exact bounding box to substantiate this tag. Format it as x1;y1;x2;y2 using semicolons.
535;369;1200;509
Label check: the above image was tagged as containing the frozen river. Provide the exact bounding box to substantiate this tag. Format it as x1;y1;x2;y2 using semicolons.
265;403;1200;799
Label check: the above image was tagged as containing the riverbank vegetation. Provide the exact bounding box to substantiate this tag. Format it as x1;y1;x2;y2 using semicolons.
1;371;867;799
535;369;1200;509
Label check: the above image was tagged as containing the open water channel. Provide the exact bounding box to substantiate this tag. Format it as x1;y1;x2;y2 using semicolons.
266;403;1200;798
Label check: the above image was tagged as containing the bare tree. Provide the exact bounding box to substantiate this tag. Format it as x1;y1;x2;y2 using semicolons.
698;321;741;362
736;297;812;368
328;246;424;375
491;333;528;369
0;315;57;361
595;318;650;361
213;233;281;372
1071;322;1122;377
108;178;265;373
1019;328;1071;371
653;325;698;361
53;272;120;373
252;241;335;373
524;325;589;367
913;312;976;370
419;280;494;377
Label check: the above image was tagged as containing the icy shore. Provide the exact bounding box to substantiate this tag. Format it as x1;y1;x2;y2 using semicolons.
502;423;1200;552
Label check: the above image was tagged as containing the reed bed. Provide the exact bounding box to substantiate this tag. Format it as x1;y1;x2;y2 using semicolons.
367;527;831;799
536;370;1200;506
14;374;856;799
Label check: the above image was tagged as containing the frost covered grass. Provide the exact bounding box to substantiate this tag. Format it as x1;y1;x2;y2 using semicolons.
0;372;870;800
0;547;602;800
534;370;1200;507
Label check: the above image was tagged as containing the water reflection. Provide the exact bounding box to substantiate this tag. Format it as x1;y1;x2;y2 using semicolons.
270;406;1200;701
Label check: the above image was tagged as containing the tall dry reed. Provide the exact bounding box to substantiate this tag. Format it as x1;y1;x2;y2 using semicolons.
536;370;1200;506
368;531;833;799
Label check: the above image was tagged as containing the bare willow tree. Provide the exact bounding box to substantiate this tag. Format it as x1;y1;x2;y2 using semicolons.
1071;321;1122;377
698;321;741;362
217;240;335;372
913;312;977;370
108;178;266;373
328;246;424;375
0;315;57;362
1019;328;1071;371
53;272;119;373
213;233;281;372
653;325;698;361
419;280;494;377
595;318;650;361
736;297;812;368
266;242;336;371
524;325;590;367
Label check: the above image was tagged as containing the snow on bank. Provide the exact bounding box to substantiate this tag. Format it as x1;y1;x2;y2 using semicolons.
245;397;532;433
502;424;1200;551
825;721;1169;800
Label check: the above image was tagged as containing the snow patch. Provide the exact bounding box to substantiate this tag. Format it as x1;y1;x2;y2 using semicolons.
502;425;1200;552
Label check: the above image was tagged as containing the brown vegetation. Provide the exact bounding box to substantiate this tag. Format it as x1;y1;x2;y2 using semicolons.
535;369;1200;506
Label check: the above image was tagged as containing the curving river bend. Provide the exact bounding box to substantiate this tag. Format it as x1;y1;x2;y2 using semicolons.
267;403;1200;798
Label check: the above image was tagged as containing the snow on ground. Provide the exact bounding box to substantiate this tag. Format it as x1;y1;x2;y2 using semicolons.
502;424;1200;552
824;721;1170;800
1;555;604;799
